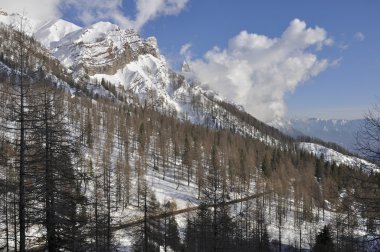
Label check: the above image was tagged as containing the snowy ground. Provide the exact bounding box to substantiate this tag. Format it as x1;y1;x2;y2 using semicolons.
299;142;379;173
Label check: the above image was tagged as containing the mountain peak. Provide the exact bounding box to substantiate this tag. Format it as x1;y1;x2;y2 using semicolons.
0;10;81;48
181;60;191;73
34;19;81;48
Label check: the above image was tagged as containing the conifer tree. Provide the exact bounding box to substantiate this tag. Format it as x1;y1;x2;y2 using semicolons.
313;225;335;252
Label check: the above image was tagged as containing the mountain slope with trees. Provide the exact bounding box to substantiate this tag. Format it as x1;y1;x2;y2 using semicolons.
0;13;379;251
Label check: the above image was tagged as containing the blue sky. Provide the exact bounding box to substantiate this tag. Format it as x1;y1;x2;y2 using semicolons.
3;0;378;121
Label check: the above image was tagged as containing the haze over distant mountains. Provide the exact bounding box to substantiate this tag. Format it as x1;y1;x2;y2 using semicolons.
277;117;363;154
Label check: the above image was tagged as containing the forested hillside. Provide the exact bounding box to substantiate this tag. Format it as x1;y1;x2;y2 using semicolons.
0;17;379;251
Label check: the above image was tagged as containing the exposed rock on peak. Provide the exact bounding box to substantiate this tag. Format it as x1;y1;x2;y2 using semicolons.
51;21;159;76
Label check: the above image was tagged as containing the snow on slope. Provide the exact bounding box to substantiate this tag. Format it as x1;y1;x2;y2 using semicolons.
34;19;81;48
299;142;379;173
92;53;182;111
0;8;81;49
0;61;12;75
0;8;40;34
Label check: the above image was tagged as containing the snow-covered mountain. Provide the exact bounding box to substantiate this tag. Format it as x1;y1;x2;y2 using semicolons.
50;21;159;75
0;9;81;48
0;10;193;117
1;10;379;251
0;9;376;173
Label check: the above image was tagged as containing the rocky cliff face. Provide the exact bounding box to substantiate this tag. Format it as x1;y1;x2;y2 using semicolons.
49;21;159;76
0;10;159;78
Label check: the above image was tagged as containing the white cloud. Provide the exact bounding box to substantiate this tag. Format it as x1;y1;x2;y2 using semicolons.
180;42;192;57
0;0;188;31
62;0;188;30
133;0;188;30
354;32;365;41
62;0;124;26
330;58;342;67
339;43;350;51
189;19;333;123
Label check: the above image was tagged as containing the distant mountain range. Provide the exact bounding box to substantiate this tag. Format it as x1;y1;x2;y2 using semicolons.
277;118;364;154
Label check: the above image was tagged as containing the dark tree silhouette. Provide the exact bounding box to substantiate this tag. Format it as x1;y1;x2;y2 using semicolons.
313;225;335;252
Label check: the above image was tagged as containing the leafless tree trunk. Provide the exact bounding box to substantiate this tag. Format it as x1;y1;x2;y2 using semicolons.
357;102;380;164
